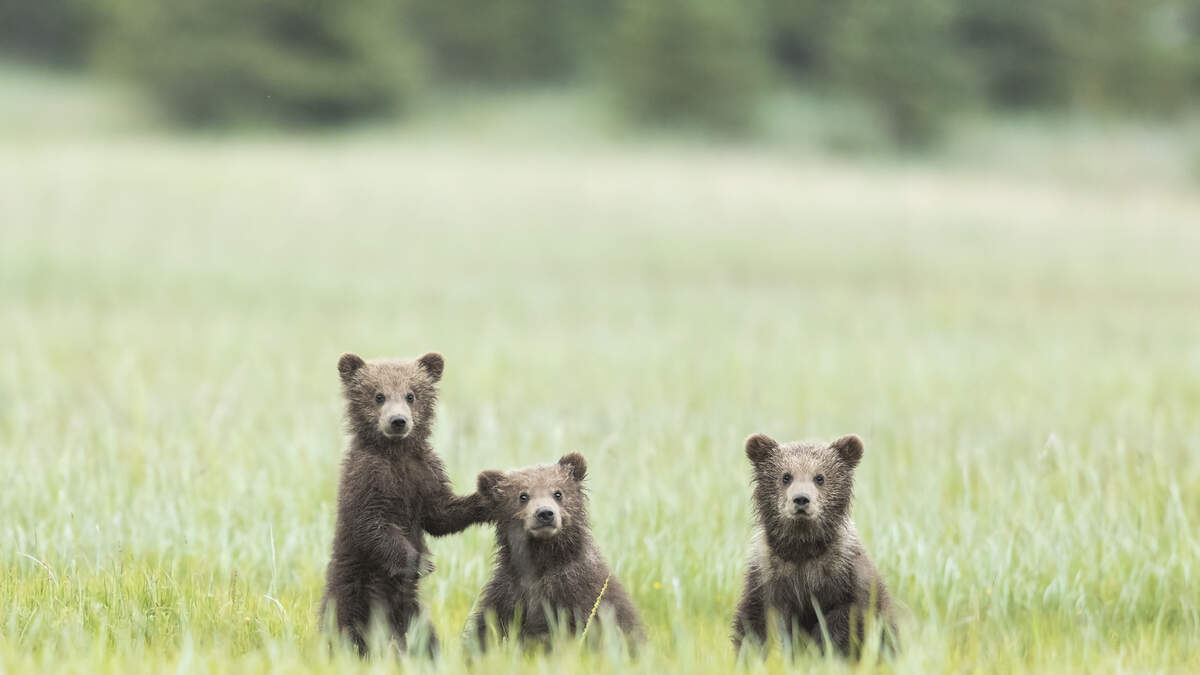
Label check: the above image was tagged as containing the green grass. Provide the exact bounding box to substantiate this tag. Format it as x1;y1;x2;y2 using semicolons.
2;85;1200;672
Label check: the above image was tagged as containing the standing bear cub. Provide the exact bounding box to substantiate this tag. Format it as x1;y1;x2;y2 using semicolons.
732;434;897;657
470;453;644;650
320;352;488;656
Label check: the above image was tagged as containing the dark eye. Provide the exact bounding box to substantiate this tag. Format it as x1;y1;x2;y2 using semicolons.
405;392;415;403
374;393;385;404
553;491;563;502
519;493;529;503
781;473;792;485
815;474;825;486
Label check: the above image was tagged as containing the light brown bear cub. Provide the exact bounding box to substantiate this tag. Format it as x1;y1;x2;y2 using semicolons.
470;453;644;650
732;433;897;657
320;352;488;656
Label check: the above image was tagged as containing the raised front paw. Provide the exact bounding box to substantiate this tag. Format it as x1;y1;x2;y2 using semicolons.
384;532;422;578
386;546;435;580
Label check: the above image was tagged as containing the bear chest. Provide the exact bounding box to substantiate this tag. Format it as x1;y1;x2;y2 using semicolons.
763;554;854;619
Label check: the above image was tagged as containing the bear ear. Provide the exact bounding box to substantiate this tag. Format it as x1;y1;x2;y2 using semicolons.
745;433;778;465
417;352;444;382
476;470;504;499
832;435;864;468
338;353;365;383
558;452;587;482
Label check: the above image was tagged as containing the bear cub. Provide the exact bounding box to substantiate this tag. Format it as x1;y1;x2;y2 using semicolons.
320;352;488;655
732;433;897;657
470;453;644;649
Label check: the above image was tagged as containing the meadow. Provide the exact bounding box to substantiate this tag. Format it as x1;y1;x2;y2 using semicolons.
2;74;1199;673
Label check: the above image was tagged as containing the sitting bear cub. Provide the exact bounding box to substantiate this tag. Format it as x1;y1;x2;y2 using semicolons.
470;453;644;649
732;433;897;657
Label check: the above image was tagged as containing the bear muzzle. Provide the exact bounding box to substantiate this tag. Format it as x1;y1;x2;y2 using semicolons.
524;502;561;538
377;402;413;439
783;483;821;520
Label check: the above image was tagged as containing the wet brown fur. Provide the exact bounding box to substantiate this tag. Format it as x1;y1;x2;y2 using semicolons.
732;434;897;658
319;352;488;656
470;454;644;650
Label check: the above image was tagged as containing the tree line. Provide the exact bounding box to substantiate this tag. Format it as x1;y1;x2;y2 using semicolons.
2;0;1197;144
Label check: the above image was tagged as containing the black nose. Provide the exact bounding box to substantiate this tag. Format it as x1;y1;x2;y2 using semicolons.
535;508;555;524
793;495;810;507
389;416;408;431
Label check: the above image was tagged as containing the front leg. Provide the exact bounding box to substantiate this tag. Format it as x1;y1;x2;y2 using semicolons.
519;599;555;644
809;604;864;657
423;489;490;536
378;524;425;578
471;581;516;651
349;494;421;577
732;565;767;652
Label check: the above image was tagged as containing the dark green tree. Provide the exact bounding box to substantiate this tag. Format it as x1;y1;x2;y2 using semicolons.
1066;0;1196;115
98;0;423;126
0;0;98;66
609;0;769;132
829;0;971;146
762;0;841;83
956;0;1079;107
406;0;585;83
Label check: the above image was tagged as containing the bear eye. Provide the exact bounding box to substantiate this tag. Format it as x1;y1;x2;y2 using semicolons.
553;490;563;502
405;392;415;404
781;473;792;485
374;393;385;404
815;474;825;486
519;493;529;503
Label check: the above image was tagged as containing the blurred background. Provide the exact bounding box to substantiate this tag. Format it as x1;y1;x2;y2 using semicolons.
2;2;1199;671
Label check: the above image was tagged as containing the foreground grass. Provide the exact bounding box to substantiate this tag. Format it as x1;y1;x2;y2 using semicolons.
1;123;1198;673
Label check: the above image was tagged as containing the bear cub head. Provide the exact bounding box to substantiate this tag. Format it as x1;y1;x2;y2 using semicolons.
337;352;444;444
476;453;589;543
745;433;863;542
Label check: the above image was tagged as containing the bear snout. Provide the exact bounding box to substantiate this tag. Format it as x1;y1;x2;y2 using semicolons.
789;493;819;518
376;399;414;439
379;410;412;438
783;483;820;519
525;501;561;538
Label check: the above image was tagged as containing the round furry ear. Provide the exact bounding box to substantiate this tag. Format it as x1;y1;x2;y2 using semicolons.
558;452;587;482
832;435;864;467
745;433;778;464
476;470;503;498
417;352;444;382
338;353;365;382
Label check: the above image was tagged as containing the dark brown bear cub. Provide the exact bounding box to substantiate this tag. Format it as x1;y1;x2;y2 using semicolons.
320;352;488;656
732;434;897;658
470;453;644;650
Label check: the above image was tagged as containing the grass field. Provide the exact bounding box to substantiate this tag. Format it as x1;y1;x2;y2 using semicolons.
2;76;1200;673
